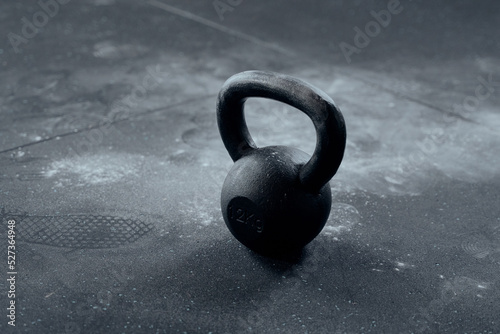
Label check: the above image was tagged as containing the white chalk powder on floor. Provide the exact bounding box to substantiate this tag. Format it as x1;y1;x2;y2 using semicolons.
44;152;144;186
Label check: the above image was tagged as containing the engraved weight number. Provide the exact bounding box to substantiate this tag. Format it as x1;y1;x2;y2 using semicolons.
228;205;264;233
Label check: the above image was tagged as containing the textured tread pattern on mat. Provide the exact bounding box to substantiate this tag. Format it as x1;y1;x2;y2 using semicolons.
2;210;153;249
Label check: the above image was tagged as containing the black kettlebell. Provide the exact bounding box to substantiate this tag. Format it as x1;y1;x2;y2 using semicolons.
217;71;346;256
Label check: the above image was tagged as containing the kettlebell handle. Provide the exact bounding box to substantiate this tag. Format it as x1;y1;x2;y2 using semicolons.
216;71;346;193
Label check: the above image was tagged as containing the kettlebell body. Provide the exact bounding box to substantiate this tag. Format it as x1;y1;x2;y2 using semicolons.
221;145;332;254
217;71;346;256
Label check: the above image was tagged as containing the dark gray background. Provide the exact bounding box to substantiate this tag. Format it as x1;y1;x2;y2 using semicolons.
0;0;499;333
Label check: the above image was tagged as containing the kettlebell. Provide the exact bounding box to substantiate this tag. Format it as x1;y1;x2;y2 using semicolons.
217;71;346;256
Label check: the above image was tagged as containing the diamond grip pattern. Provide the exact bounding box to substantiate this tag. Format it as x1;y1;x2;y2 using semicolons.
8;214;153;249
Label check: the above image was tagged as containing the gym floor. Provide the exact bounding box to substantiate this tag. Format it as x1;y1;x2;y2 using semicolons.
1;1;499;333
